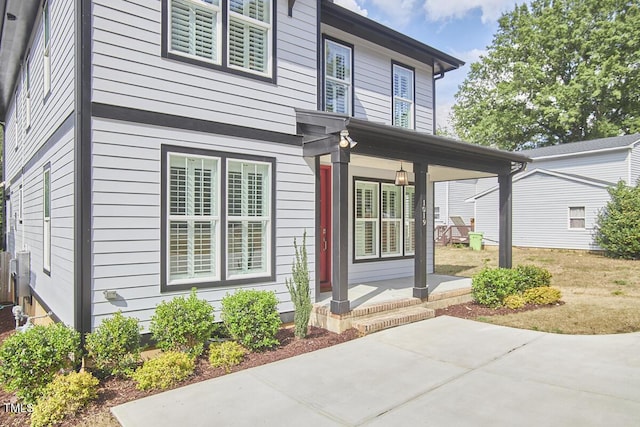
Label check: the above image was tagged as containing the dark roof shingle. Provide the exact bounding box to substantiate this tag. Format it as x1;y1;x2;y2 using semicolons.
519;134;640;158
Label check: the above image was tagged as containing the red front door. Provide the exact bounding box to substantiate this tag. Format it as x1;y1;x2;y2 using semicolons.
319;165;331;292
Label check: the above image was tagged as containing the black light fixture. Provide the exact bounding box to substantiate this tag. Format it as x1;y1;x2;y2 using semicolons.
6;13;17;21
395;162;409;186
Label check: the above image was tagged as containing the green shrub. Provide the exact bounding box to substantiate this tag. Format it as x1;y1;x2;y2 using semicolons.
285;232;312;339
30;371;99;427
595;180;640;259
0;323;81;403
514;265;552;290
85;311;141;377
208;341;247;373
523;286;562;305
149;288;215;356
221;290;281;351
131;351;195;391
472;267;521;307
503;294;526;309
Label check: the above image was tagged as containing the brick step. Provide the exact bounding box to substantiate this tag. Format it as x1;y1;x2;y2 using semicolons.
351;306;435;335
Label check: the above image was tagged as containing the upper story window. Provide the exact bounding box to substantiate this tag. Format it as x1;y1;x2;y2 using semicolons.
324;38;352;115
43;1;51;96
392;63;414;129
165;0;274;81
24;55;31;130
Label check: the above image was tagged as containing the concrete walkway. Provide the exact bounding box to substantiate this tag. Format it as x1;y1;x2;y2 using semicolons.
112;317;640;426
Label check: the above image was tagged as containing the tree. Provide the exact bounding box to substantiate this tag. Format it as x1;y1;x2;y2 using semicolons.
594;180;640;259
452;0;640;151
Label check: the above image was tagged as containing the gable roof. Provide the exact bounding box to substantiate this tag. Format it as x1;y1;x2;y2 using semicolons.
321;0;464;74
520;134;640;160
466;168;616;201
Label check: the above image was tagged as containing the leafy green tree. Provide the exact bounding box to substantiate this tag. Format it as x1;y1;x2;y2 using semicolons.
452;0;640;150
595;180;640;259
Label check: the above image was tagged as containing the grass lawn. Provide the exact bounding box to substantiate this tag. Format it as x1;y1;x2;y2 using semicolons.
435;245;640;334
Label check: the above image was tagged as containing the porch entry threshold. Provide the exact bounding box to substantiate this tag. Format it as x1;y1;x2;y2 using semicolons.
312;275;473;334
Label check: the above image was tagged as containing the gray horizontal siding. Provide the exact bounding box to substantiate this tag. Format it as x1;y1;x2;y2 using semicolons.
90;117;316;330
531;150;629;184
321;25;434;133
631;144;640;185
91;0;318;136
475;173;608;250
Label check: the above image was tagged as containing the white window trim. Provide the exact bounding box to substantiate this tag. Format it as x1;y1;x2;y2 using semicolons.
568;206;586;230
392;63;414;129
227;0;273;77
167;0;223;66
43;167;51;273
43;1;51;96
324;39;352;115
24;56;31;130
226;159;272;279
355;180;379;260
404;186;416;256
167;153;222;286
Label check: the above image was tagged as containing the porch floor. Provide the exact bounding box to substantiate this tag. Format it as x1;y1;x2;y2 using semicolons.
317;274;472;310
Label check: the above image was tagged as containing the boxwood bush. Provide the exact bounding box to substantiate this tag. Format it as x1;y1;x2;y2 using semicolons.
0;323;81;403
221;290;281;351
514;265;552;290
85;311;141;377
149;288;215;356
472;267;521;308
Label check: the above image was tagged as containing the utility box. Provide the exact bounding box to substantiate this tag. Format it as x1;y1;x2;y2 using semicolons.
11;251;31;304
468;232;484;251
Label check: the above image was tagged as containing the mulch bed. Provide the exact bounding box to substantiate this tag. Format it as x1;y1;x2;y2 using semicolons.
0;305;359;427
436;301;565;319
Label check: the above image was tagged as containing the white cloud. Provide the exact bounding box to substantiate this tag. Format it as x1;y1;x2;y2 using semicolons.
333;0;368;16
423;0;522;24
368;0;419;28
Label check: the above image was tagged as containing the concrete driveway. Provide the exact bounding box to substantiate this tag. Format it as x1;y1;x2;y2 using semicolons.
112;316;640;426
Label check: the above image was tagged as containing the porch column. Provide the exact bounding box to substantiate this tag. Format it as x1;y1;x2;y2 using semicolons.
498;173;513;268
413;162;429;299
331;149;350;314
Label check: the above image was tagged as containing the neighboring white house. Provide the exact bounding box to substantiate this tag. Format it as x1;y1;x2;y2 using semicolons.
449;134;640;250
0;0;527;335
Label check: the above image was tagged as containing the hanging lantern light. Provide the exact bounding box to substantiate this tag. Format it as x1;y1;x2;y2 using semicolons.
395;162;409;186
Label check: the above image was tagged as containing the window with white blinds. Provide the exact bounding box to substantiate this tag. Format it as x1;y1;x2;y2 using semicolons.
393;64;414;129
227;160;270;277
166;0;272;77
228;0;271;75
169;0;221;64
324;39;352;115
381;184;402;257
43;167;51;273
404;186;415;255
24;56;31;130
168;154;220;284
355;181;379;259
569;206;586;229
355;180;416;261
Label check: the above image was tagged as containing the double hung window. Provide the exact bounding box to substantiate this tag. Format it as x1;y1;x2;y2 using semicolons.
569;206;585;229
355;180;415;261
392;63;414;129
24;56;31;130
167;0;273;78
164;147;273;290
324;39;352;115
43;2;51;95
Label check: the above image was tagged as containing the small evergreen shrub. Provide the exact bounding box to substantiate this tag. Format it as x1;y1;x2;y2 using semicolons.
285;232;312;339
472;267;521;308
208;341;247;373
30;371;99;427
221;290;281;351
503;294;526;309
85;311;141;377
595;180;640;259
514;265;552;290
523;286;562;305
0;323;81;403
149;288;215;356
131;351;195;391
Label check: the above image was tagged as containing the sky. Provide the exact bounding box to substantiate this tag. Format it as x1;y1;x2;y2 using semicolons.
333;0;525;131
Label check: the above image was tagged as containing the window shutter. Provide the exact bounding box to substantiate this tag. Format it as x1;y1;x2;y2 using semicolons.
404;186;415;254
171;0;217;62
228;18;268;73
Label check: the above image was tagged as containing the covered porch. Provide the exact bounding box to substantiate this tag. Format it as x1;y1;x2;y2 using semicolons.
297;109;530;321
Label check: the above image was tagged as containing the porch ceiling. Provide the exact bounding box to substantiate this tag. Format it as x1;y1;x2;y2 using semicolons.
296;109;531;176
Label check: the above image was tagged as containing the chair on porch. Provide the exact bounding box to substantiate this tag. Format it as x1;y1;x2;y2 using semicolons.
435;216;473;245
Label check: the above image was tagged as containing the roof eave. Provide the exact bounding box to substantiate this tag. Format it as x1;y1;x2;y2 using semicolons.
320;0;464;74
